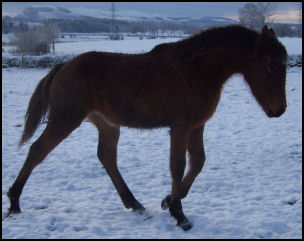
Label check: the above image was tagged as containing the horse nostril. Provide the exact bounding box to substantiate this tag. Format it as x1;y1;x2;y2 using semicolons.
269;106;286;118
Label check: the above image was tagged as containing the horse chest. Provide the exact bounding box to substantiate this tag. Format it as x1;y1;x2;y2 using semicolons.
189;94;221;127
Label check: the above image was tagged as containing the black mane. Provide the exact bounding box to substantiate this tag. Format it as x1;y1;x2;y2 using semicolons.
151;25;259;59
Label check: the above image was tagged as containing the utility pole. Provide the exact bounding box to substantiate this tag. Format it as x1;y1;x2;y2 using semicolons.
299;3;302;24
298;2;302;37
110;2;119;40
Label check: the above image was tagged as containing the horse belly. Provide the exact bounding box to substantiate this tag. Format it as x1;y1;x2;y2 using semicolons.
109;103;171;129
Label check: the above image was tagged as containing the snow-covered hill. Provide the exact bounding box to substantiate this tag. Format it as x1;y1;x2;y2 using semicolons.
16;6;237;26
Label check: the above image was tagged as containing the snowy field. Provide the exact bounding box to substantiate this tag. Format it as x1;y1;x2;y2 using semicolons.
54;36;180;55
2;36;302;239
2;34;302;56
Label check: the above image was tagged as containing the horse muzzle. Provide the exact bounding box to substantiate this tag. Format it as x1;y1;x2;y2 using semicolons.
268;105;286;118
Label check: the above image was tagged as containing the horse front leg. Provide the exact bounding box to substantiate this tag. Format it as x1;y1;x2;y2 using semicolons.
161;125;205;230
166;125;193;231
181;125;205;198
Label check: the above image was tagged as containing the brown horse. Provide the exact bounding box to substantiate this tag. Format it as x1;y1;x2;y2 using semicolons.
7;25;287;231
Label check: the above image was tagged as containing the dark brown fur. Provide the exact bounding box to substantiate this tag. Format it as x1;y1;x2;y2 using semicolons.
7;25;287;231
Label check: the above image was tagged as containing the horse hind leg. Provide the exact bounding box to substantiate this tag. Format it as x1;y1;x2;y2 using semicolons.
7;108;86;215
88;113;145;213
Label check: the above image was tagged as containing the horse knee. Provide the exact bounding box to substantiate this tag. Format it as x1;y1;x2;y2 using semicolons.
170;157;186;181
190;154;205;175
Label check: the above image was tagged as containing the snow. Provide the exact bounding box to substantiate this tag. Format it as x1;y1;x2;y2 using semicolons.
278;37;302;55
54;37;181;56
2;37;302;239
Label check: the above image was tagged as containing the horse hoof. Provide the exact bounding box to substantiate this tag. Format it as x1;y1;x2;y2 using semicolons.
133;206;146;215
161;199;168;210
178;219;193;231
131;201;145;214
8;209;21;214
7;189;21;214
161;195;170;210
7;202;21;215
4;208;21;220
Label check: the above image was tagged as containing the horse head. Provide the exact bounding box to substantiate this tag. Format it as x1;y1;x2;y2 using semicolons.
242;26;288;118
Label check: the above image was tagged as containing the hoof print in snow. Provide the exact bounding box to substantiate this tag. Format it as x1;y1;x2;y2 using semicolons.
287;200;297;205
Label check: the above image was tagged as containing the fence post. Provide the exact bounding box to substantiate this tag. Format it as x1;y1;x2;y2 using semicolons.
20;55;24;68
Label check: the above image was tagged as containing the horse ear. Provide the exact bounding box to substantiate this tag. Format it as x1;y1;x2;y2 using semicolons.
262;25;269;33
269;28;275;36
254;25;275;55
261;25;275;38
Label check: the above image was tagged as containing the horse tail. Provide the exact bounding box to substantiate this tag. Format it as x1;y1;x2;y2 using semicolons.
19;63;65;147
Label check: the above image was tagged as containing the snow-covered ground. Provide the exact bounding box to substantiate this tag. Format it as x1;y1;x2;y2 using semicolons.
278;37;302;55
2;37;302;239
55;36;181;56
3;33;301;56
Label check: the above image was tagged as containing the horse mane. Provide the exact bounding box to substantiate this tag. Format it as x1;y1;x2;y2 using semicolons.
150;25;259;60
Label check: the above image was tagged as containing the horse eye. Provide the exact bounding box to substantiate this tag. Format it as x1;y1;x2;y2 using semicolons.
268;62;279;73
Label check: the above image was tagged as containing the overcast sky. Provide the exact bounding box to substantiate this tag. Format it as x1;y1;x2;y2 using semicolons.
2;2;302;24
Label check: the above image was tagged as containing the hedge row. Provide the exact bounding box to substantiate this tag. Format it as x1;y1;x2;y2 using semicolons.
287;54;302;68
2;54;73;68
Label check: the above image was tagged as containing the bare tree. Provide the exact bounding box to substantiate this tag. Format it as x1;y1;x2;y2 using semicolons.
14;24;60;55
239;3;260;30
256;2;278;25
44;24;60;53
239;2;277;31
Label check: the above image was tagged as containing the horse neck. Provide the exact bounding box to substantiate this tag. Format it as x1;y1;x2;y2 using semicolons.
176;27;256;63
178;32;257;91
179;49;251;97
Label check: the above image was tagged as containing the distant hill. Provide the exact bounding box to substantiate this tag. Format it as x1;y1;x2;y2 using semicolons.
2;6;240;35
14;6;238;27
